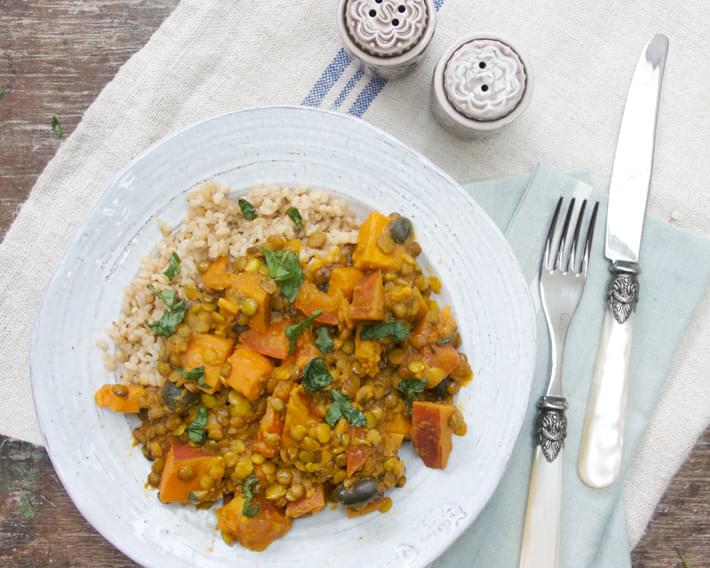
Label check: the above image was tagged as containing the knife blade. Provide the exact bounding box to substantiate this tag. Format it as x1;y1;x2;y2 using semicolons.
578;34;668;488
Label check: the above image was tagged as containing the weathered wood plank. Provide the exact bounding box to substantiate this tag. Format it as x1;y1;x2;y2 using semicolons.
0;0;180;239
0;435;135;566
631;428;710;568
0;1;707;566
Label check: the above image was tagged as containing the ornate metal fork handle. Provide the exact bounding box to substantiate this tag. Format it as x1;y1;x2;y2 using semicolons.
535;395;568;462
519;197;599;568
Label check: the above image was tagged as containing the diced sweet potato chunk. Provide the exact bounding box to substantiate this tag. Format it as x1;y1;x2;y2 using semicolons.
252;397;285;458
346;444;374;476
352;212;403;271
350;271;385;321
412;305;457;345
181;333;235;392
281;386;321;450
240;320;290;360
384;412;411;439
226;344;273;401
328;267;364;300
284;330;320;371
411;401;456;469
230;272;270;332
94;384;145;413
295;282;342;325
216;495;292;552
201;256;235;291
346;427;374;476
422;344;461;377
345;496;392;518
159;444;217;504
285;485;326;519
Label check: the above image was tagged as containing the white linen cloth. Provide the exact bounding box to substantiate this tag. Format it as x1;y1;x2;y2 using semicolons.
0;0;708;552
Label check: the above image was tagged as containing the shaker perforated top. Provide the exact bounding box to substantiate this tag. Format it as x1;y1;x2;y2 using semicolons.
444;38;528;122
343;0;431;58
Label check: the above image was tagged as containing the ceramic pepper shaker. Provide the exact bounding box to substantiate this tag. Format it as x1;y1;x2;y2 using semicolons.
337;0;437;80
432;34;534;137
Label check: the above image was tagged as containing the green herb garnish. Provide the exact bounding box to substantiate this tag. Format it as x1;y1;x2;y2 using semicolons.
188;491;199;502
163;252;181;280
187;405;208;444
360;321;410;342
286;310;322;354
180;366;206;387
51;115;62;138
398;379;427;414
242;475;260;517
0;87;5;99
287;206;303;229
147;284;177;306
145;284;188;336
325;391;366;427
302;357;333;392
262;248;304;302
238;198;257;221
315;327;333;354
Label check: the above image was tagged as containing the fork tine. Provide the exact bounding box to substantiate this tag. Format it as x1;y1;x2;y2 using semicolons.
567;200;587;272
581;201;600;275
554;198;576;270
544;198;564;270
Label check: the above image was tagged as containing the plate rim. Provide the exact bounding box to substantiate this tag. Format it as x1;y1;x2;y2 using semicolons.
30;104;536;567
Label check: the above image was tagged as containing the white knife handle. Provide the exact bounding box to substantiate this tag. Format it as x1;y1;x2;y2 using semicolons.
578;303;635;488
519;446;563;568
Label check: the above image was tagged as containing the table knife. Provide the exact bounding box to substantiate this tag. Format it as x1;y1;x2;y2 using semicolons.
578;34;669;488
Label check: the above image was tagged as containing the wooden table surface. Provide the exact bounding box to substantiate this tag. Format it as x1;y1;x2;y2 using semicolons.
0;2;707;567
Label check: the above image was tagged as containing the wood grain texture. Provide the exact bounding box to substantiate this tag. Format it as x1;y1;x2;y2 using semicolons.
0;1;707;567
0;0;180;239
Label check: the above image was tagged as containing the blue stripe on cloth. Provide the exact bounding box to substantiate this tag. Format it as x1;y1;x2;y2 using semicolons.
301;48;353;107
302;0;446;115
343;0;447;116
347;76;387;117
332;69;365;109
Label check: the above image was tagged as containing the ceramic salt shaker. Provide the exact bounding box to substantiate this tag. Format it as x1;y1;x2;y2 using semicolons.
337;0;436;80
432;34;533;137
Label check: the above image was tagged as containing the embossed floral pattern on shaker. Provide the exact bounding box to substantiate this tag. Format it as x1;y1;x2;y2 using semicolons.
346;0;429;57
444;39;528;121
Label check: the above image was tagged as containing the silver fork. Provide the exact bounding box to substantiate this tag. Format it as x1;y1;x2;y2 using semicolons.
519;197;599;568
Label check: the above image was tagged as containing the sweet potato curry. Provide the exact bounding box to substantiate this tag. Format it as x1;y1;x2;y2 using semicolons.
95;206;473;552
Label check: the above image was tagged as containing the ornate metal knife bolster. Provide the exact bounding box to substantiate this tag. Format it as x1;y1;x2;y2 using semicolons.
607;260;640;324
535;395;567;462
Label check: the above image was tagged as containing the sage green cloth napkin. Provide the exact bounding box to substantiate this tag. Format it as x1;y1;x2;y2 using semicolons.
431;163;710;567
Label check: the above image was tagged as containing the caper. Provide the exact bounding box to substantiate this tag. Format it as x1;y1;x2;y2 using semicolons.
388;216;413;244
160;381;200;414
333;477;379;505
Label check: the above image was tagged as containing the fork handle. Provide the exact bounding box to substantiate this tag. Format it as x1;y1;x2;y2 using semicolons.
519;397;567;568
578;308;634;488
519;447;563;568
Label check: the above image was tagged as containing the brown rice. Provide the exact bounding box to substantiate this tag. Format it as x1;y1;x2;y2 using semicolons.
102;183;359;386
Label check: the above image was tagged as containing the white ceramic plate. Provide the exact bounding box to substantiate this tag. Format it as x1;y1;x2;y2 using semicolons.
31;106;535;568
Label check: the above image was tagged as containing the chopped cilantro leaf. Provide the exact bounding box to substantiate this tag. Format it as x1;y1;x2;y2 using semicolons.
238;198;257;221
163;252;181;280
325;391;366;427
262;248;303;302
